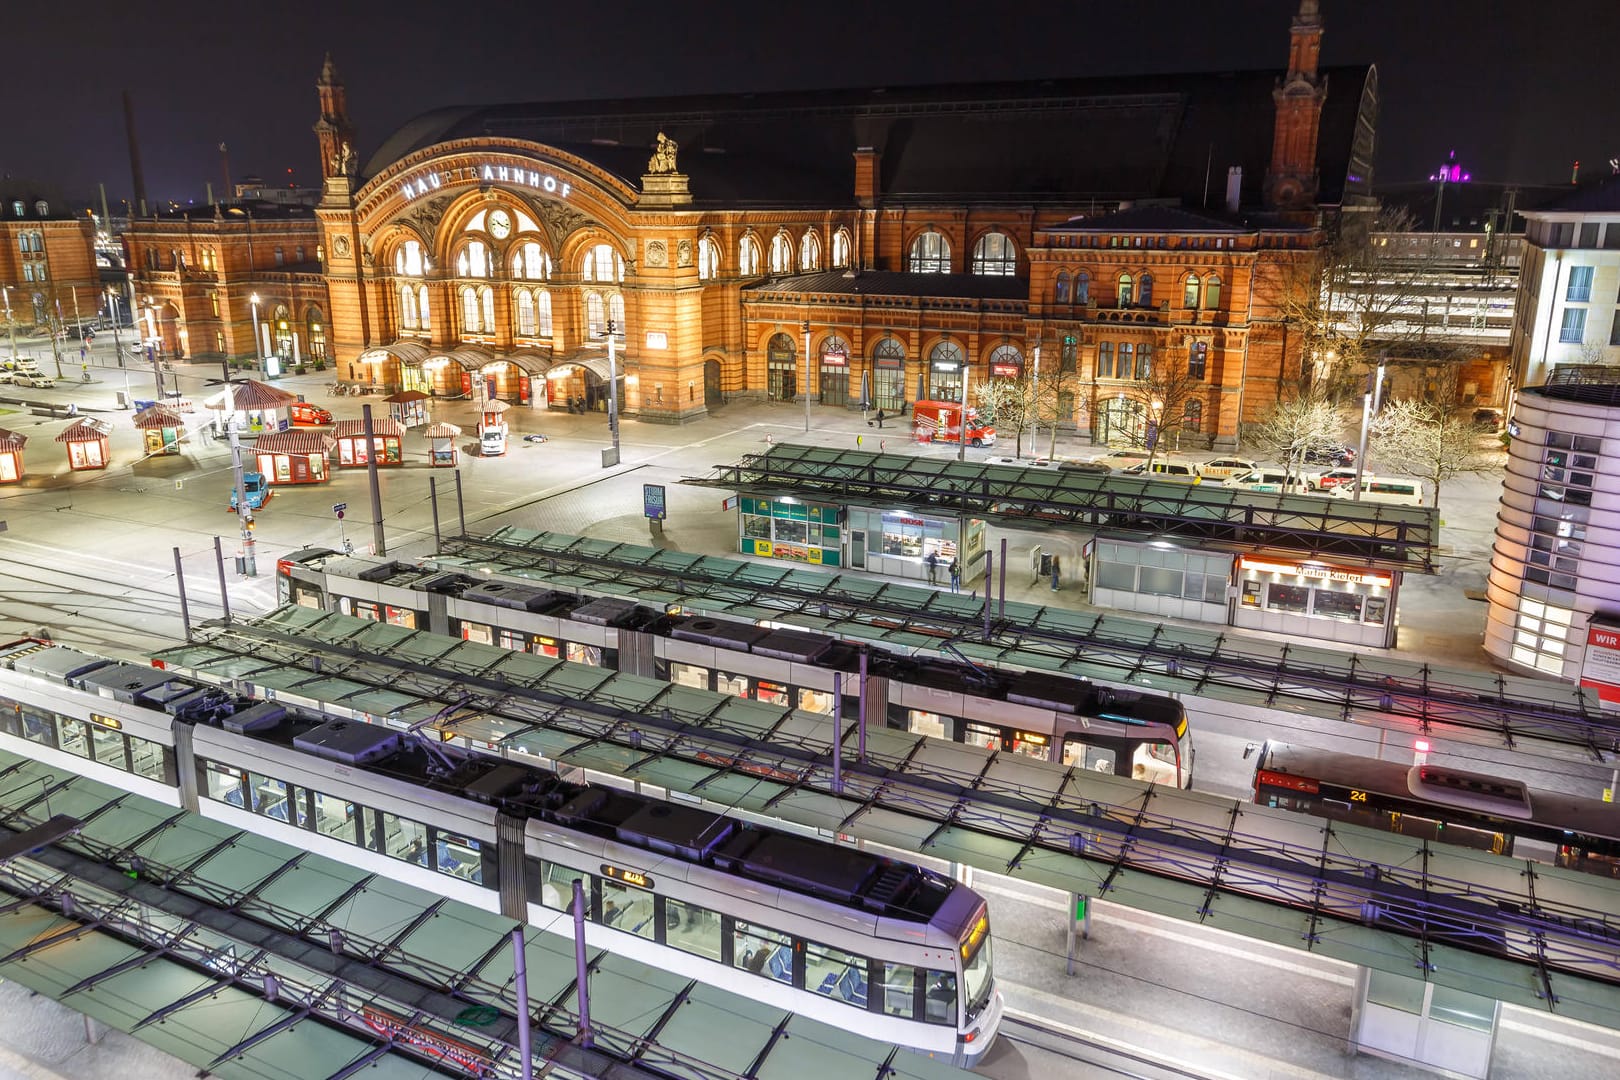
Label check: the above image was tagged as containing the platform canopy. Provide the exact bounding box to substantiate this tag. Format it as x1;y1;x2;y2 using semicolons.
207;379;299;412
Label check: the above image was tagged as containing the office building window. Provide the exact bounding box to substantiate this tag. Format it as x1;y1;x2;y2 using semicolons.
1560;307;1586;343
1188;340;1208;380
908;230;949;274
971;232;1017;276
1095;342;1113;379
1567;266;1594;303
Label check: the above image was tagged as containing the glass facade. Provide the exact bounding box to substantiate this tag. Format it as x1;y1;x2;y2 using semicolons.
738;496;841;566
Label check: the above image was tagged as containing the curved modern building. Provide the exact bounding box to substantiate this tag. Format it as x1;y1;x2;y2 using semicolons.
1485;376;1620;695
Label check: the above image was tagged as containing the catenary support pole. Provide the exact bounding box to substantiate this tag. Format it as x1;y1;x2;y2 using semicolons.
173;547;191;640
212;536;231;623
998;537;1008;617
361;404;387;556
429;476;441;552
983;551;994;641
857;648;868;763
455;469;467;537
511;927;533;1080
571;879;593;1049
832;671;844;794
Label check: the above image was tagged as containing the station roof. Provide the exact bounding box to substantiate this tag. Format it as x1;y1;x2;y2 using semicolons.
0;746;964;1080
436;528;1609;755
363;65;1375;209
151;609;1620;1034
682;447;1439;573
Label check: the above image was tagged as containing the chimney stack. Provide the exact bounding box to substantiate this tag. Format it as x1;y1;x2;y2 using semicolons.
1225;166;1243;214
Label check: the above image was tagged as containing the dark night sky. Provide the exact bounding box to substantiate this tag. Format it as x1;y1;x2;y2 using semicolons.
9;0;1619;208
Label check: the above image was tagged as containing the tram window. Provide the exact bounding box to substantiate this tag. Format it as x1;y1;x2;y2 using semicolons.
532;637;561;659
292;585;322;609
923;969;958;1025
670;662;710;691
460;622;494;646
878;962;918;1019
566;642;602;666
963;722;1003;752
797;687;833;714
434;832;484;884
1063;739;1117;774
57;717;90;758
250;772;290;820
385;606;417;629
1394;813;1443;843
1131;745;1176;785
203;761;248;806
20;706;53;746
536;859;587;911
1441;823;1506;855
1561;848;1620;878
497;629;526;651
381;811;431;867
90;724;127;770
806;941;868;1008
351;600;383;622
313;791;359;845
664;898;723;961
754;680;790;707
0;700;19;737
716;671;749;697
1010;733;1049;759
129;736;171;783
283;785;311;828
907;709;949;740
733;922;793;984
600;877;655;938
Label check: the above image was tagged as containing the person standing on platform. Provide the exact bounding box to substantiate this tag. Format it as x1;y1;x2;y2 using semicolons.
875;409;886;429
949;558;961;594
1050;554;1062;592
925;550;939;585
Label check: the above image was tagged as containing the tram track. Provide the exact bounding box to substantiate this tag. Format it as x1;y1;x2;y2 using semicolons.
996;1015;1212;1080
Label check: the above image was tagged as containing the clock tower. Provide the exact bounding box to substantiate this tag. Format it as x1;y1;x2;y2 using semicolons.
1264;1;1328;212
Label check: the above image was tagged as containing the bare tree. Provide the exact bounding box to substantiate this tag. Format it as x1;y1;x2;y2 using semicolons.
974;376;1035;456
1033;364;1084;460
1276;205;1458;400
1245;395;1352;486
1367;398;1495;506
1118;346;1208;469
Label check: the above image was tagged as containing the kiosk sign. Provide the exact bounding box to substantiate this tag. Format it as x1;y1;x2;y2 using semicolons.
643;484;666;521
1579;622;1620;710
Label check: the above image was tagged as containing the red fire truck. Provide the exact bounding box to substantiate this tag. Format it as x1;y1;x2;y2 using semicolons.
912;400;996;446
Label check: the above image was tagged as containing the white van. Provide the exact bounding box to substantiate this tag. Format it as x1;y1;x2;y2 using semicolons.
1125;459;1201;483
1330;478;1426;507
1224;468;1310;495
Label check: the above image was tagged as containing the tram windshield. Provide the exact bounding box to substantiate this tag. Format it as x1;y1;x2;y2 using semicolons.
961;914;994;1016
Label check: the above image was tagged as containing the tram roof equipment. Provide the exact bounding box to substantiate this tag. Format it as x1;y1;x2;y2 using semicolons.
427;529;1612;757
681;446;1439;573
153;609;1620;1035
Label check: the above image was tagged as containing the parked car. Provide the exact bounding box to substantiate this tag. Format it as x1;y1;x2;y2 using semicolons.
1301;444;1356;466
985;455;1057;469
1124;459;1201;483
1088;448;1152;469
0;371;13;385
288;401;334;426
228;471;272;512
1196;456;1257;480
1224;468;1311;495
21;374;54;389
1473;408;1503;432
1057;459;1112;476
1310;467;1361;492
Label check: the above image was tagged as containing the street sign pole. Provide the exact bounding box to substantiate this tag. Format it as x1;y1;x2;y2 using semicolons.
333;502;350;553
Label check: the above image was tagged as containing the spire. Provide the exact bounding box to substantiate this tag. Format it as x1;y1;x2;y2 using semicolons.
1265;1;1329;211
314;53;355;183
319;51;339;88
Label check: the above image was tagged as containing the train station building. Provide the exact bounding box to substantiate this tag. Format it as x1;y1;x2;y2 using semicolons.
123;1;1376;448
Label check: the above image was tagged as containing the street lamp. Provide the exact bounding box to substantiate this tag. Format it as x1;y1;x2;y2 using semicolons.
249;293;262;380
606;318;620;466
1;286;15;362
801;318;812;433
1352;357;1387;502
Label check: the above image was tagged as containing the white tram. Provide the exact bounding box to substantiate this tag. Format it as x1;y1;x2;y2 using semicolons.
278;548;1195;787
0;639;1002;1066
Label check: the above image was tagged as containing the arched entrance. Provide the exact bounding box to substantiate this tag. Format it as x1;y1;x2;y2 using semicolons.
543;356;620;415
704;358;723;409
766;333;796;402
159;303;183;359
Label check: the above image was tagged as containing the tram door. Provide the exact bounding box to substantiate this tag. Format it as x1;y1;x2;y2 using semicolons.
1062;736;1119;777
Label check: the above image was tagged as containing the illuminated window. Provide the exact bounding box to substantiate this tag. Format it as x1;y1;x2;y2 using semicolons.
769;232;793;274
306;307;326;359
395;241;426;277
401;287;419;330
1203;275;1222;309
461;287;480;332
908;230;949;274
480;286;494;331
608;294;625;335
698;235;720;280
1096;342;1113;378
1188;340;1208;380
515;290;536;336
830;228;851;269
512;242;551;280
581;243;622;283
1511;596;1573;675
536;289;552;336
457;241;489;278
1117;273;1134;306
970;232;1017;276
738;235;760;276
1184;274;1200;308
799;230;821;271
1134;342;1151;379
418;285;431;330
586;293;605;337
1183;398;1202;433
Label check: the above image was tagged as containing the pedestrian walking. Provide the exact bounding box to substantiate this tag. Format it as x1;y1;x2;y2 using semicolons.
949;558;961;594
925;550;939;585
1050;554;1062;592
875;409;886;429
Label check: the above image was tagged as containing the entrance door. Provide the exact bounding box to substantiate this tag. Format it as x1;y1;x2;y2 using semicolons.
767;333;796;401
704;359;722;408
849;529;866;569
